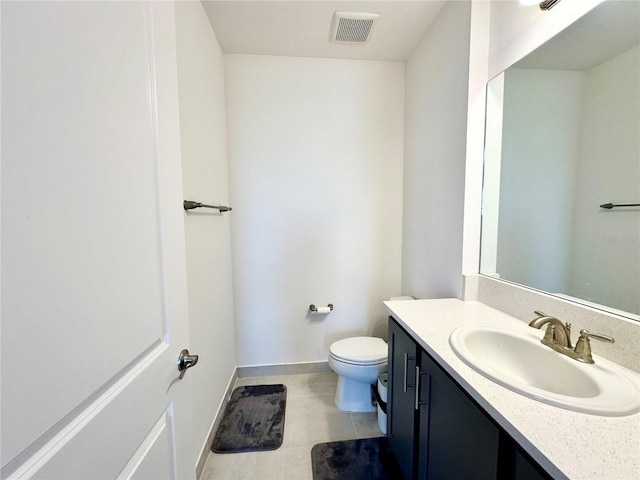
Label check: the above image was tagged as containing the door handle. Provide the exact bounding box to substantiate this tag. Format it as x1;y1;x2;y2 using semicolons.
177;349;199;379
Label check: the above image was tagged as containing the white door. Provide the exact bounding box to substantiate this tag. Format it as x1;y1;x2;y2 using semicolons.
1;1;195;478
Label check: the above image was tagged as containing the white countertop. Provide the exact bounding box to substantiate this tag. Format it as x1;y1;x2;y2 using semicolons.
384;298;640;480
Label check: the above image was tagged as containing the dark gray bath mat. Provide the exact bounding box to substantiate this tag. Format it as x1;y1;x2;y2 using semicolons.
311;437;403;480
211;384;286;453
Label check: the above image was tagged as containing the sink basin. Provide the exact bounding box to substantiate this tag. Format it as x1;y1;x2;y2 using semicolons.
449;325;640;416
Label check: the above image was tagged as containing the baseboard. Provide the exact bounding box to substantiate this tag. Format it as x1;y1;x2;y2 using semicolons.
237;360;330;378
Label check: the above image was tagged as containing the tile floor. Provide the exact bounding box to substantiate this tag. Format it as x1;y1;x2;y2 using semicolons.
201;371;383;480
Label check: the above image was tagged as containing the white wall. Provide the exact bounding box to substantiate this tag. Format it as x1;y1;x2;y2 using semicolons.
225;55;404;366
569;45;640;315
461;0;490;289
174;1;237;471
402;0;472;299
496;68;583;293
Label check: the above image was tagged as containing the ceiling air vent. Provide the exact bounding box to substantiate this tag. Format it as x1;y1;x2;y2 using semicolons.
330;12;380;44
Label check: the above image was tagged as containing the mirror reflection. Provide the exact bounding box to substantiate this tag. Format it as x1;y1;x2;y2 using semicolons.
480;0;640;319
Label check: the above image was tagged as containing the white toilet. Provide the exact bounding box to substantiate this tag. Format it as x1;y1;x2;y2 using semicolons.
327;297;413;412
328;336;388;412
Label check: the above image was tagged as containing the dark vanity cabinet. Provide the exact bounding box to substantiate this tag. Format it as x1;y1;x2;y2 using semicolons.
388;318;419;480
416;347;500;479
387;317;552;480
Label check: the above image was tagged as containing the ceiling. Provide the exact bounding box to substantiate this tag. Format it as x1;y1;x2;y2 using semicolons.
201;1;448;62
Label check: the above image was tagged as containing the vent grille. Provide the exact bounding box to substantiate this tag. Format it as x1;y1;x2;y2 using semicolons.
335;18;375;43
330;12;379;44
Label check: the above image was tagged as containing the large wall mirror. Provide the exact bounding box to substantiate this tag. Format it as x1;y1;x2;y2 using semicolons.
480;0;640;321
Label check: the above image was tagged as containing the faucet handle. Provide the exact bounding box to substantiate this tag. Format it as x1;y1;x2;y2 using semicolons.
579;329;614;343
574;330;614;364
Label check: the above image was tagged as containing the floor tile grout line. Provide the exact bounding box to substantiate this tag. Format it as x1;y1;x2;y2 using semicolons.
349;413;358;438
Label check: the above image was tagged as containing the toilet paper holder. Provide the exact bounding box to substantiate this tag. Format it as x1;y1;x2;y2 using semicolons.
309;304;334;313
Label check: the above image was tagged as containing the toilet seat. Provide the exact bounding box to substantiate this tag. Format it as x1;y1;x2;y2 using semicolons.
329;337;387;365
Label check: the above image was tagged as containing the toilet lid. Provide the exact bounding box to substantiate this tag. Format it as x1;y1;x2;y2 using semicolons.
330;337;388;364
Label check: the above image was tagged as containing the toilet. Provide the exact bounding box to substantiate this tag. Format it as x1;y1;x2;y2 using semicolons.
328;336;388;412
328;297;413;412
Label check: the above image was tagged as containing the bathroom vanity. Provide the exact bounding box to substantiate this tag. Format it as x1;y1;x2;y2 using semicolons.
384;299;640;480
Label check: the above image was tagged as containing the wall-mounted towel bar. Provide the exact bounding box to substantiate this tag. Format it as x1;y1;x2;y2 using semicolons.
600;203;640;209
183;200;232;212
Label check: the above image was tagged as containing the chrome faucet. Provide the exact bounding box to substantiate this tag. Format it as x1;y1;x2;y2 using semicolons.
528;311;614;364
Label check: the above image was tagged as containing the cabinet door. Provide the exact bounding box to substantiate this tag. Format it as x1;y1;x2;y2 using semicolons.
512;446;553;480
388;319;419;480
417;350;500;480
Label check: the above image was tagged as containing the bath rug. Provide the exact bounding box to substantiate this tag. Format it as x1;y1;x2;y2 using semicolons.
311;437;402;480
211;384;286;453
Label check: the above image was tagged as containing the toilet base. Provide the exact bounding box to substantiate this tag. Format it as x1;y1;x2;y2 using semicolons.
334;375;376;413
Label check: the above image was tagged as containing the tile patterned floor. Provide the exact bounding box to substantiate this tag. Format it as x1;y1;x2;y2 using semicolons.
201;371;383;480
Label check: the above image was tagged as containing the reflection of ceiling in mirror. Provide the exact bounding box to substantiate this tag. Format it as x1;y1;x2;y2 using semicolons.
515;1;640;71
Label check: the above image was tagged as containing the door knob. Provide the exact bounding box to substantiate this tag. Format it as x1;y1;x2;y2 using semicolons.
177;349;199;379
